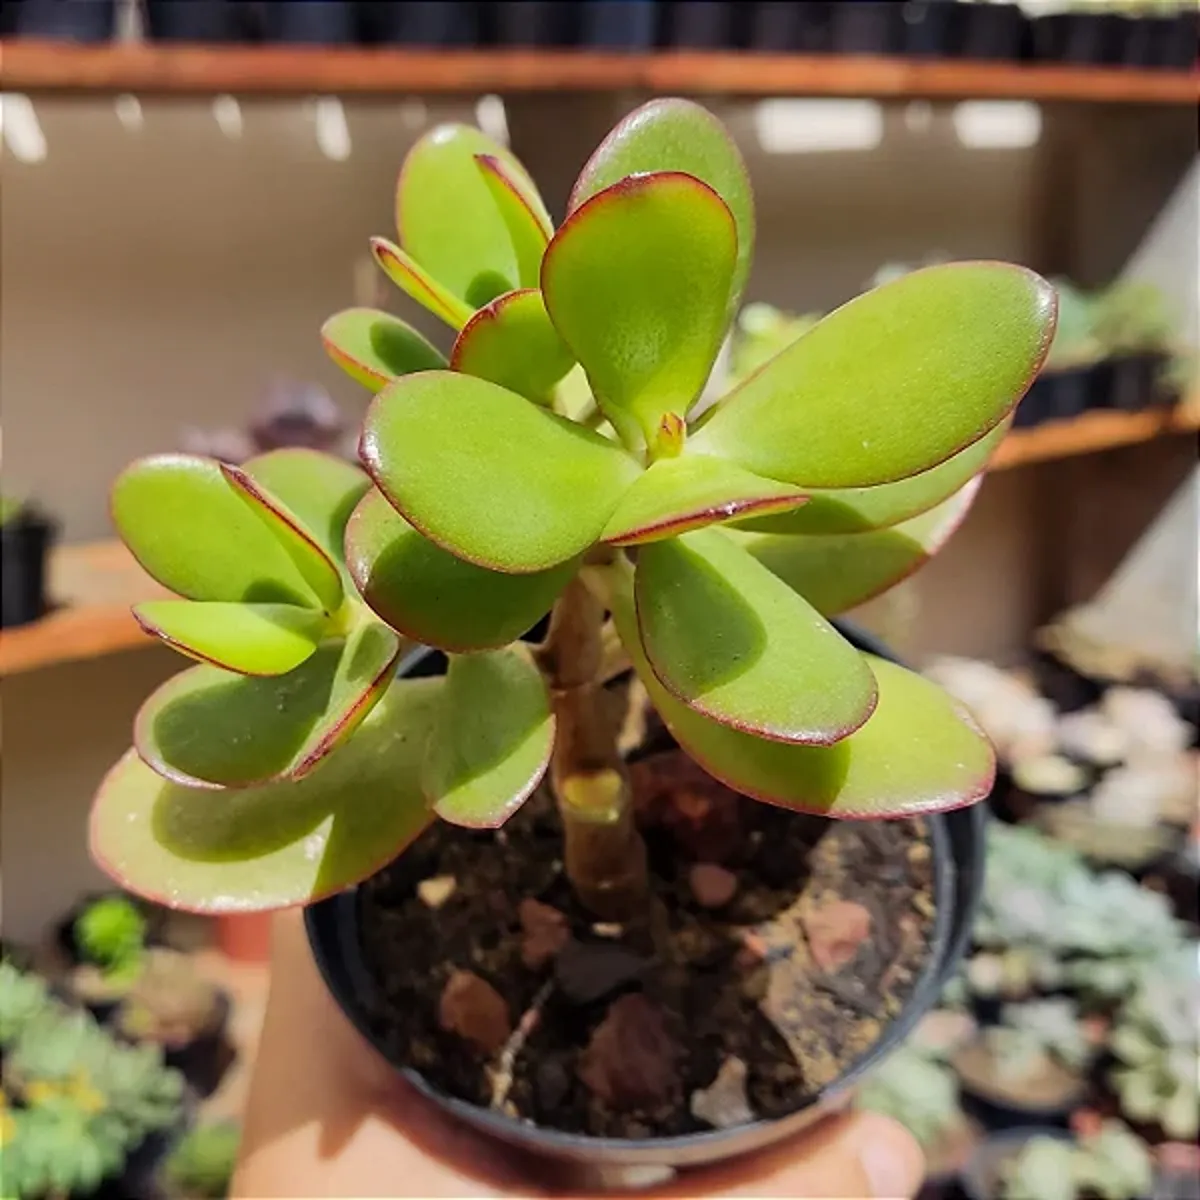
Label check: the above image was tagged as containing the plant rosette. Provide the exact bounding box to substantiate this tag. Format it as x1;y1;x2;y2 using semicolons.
88;100;1056;1164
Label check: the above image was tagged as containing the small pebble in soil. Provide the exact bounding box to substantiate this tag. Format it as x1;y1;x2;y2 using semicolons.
437;970;511;1054
555;940;651;1006
591;923;624;939
578;993;680;1110
518;899;570;971
689;1055;755;1130
417;874;457;909
801;900;872;973
689;863;738;909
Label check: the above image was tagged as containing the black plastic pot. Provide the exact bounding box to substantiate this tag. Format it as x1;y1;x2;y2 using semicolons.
1031;651;1104;715
306;626;987;1169
160;989;234;1098
1;507;55;630
1018;364;1098;428
1030;10;1122;66
957;1063;1085;1134
961;1127;1074;1200
749;1;832;52
957;2;1026;62
487;0;575;46
901;0;960;59
1107;352;1166;412
13;0;114;39
259;0;358;43
660;0;738;49
358;0;481;46
578;0;658;50
829;0;903;55
143;0;252;42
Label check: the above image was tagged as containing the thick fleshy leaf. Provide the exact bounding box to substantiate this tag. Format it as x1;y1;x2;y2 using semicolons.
730;478;982;616
397;124;543;309
132;600;325;675
320;308;446;393
450;289;574;405
242;450;370;562
690;263;1056;487
111;455;320;608
345;488;575;651
135;620;401;789
475;154;553;289
361;372;642;573
541;171;737;448
612;581;994;818
370;236;473;330
734;421;1008;535
221;464;343;613
89;678;440;913
636;528;877;744
424;647;553;828
601;453;807;546
569;97;755;318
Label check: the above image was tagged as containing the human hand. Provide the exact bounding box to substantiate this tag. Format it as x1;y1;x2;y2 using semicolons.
232;911;924;1198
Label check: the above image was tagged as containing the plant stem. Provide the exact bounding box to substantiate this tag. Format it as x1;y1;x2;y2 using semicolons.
536;575;649;921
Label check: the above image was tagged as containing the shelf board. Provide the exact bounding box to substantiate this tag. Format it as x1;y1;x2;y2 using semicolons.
1;42;1196;102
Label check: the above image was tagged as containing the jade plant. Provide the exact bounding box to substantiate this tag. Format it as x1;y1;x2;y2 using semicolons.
87;100;1055;925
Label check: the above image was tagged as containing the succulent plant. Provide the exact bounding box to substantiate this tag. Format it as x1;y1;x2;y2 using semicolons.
1043;279;1102;372
857;1043;963;1148
1000;1134;1077;1200
1092;279;1176;359
728;302;822;387
86;100;1054;924
115;948;224;1047
0;960;49;1049
75;895;146;985
999;1123;1154;1200
988;999;1092;1083
164;1121;242;1199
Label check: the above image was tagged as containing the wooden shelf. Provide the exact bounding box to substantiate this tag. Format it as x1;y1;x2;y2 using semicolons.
1;42;1196;103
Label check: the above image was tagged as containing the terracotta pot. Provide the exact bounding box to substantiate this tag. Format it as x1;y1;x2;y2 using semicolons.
215;912;272;963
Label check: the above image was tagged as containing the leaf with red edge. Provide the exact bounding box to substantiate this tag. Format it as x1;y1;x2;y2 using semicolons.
133;600;325;675
111;455;321;608
612;579;994;818
371;236;473;330
569;97;755;318
450;289;574;405
601;453;807;546
321;308;446;393
345;488;576;651
690;263;1056;488
635;528;876;744
730;478;982;616
361;372;642;573
542;171;737;448
424;647;553;829
89;677;440;913
475;154;553;289
135;619;401;790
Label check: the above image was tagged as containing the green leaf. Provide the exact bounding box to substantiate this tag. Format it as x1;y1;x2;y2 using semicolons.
424;647;553;828
132;600;326;675
601;453;807;546
475;154;553;289
691;263;1056;487
90;678;440;913
542;171;737;448
398;123;544;308
734;420;1009;535
135;620;401;789
370;236;473;330
361;372;642;573
111;455;321;608
320;308;446;393
242;449;370;562
450;288;575;405
635;528;877;744
221;464;343;613
612;578;994;817
729;479;981;616
345;488;576;651
569;97;755;319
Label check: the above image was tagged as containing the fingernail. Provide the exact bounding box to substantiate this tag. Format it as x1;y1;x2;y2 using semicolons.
858;1124;924;1198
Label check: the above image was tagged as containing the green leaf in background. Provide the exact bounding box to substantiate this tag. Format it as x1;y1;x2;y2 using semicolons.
475;154;554;289
242;450;370;562
345;488;576;651
361;372;642;573
424;647;554;828
90;679;440;912
612;582;994;817
730;478;982;616
635;528;877;743
370;236;473;330
132;600;326;676
691;263;1056;487
320;308;447;393
733;420;1007;535
134;620;401;789
568;97;755;319
111;455;320;608
450;288;575;404
601;453;807;546
542;171;737;448
397;124;544;309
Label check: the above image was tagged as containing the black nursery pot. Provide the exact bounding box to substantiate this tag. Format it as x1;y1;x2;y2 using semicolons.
828;0;903;55
0;508;55;630
306;627;987;1170
901;0;961;59
1107;352;1167;412
143;0;252;41
748;1;832;52
488;0;575;47
14;0;115;40
358;0;481;46
578;0;658;50
259;0;358;44
956;1;1027;62
1030;10;1122;65
659;0;739;50
160;989;234;1098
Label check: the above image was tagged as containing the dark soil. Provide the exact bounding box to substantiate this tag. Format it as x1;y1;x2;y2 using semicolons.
358;749;938;1139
